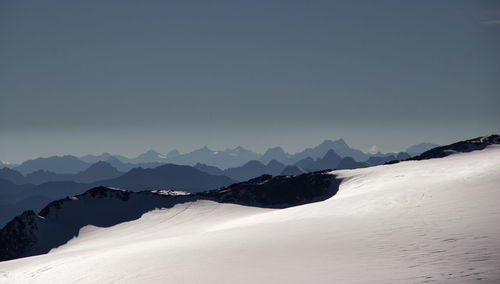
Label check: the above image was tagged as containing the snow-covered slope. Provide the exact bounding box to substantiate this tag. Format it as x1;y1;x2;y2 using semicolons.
1;146;499;283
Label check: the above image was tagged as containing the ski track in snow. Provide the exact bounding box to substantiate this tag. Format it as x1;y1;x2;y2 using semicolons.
1;146;500;283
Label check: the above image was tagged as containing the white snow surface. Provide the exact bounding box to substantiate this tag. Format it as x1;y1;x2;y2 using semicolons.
1;146;500;283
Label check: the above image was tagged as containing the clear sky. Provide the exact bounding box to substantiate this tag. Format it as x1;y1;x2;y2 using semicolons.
1;0;499;163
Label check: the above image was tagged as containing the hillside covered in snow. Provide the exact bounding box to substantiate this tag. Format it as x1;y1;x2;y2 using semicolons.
0;138;499;283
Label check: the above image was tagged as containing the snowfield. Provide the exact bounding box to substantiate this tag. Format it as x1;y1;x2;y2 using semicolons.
1;146;500;283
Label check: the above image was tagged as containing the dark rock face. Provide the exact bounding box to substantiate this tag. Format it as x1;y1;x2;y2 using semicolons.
408;135;500;161
0;210;39;261
0;187;195;262
200;171;340;208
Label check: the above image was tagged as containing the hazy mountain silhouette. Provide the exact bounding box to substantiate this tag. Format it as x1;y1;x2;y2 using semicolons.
0;195;53;230
337;157;370;169
260;147;290;164
314;150;343;170
267;160;286;174
0;168;26;185
104;156;165;172
166;149;180;158
289;149;343;172
2;162;123;185
95;164;236;192
0;178;19;200
223;160;285;181
135;150;165;163
294;157;316;170
0;160;17;169
125;149;168;163
193;163;224;176
396;152;411;160
81;150;171;165
24;170;62;184
289;139;369;163
195;160;286;181
208;160;268;182
167;146;261;169
10;139;439;176
366;155;397;165
24;181;89;200
0;162;234;227
72;161;123;183
196;149;362;179
14;155;91;175
80;141;368;169
79;152;112;164
0;180;91;227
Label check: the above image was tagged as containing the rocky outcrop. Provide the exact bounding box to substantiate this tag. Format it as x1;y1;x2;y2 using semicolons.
408;135;500;161
0;210;39;261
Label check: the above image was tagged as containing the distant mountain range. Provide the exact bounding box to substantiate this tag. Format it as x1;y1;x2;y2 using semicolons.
95;164;236;191
13;155;90;175
0;160;18;168
0;162;237;228
0;161;123;185
192;148;412;181
0;138;439;228
3;139;438;175
194;160;286;181
81;150;170;164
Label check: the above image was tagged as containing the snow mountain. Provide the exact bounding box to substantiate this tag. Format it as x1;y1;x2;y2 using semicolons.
0;171;338;261
1;135;499;283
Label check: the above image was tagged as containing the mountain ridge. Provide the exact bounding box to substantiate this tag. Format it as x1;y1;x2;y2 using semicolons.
0;170;339;261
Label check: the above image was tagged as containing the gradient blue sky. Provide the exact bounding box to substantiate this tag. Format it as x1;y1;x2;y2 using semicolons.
1;0;499;163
